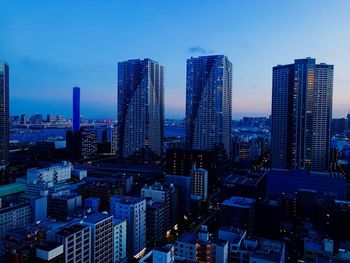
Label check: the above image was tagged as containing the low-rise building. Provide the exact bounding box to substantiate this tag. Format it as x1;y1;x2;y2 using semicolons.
175;226;228;263
47;224;91;263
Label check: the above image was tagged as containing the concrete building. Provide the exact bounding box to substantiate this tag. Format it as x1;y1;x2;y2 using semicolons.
139;245;175;263
165;174;192;216
175;225;228;263
47;224;91;263
48;194;82;221
35;242;64;263
113;218;127;263
0;195;46;239
141;182;179;228
27;161;73;184
145;201;167;246
221;196;256;235
110;196;146;259
218;227;286;263
83;213;114;263
0;202;32;239
190;166;208;201
304;238;350;262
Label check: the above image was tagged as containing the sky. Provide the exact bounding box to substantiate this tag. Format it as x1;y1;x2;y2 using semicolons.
0;0;350;119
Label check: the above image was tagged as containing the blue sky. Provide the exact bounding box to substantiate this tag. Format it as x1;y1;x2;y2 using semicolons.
1;0;350;119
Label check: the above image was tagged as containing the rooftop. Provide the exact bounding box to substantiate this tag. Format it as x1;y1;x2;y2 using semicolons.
57;224;87;237
222;196;256;208
191;194;203;200
35;241;63;252
245;238;285;262
142;182;175;192
224;173;264;186
84;212;112;224
0;182;25;197
177;232;198;244
114;217;126;225
147;201;164;209
0;201;30;214
111;195;145;205
218;226;246;243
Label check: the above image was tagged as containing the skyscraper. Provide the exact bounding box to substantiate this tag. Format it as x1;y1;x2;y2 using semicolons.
0;62;9;170
271;58;333;172
117;58;164;163
73;86;80;131
186;55;232;157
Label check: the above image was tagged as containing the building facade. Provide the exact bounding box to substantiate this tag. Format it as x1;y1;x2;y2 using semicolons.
117;58;164;162
110;196;146;259
186;55;232;157
165;174;192;216
191;166;208;201
175;226;229;263
83;213;114;263
271;58;334;172
26;161;73;184
141;182;179;229
66;129;98;160
0;62;9;170
113;218;127;263
47;224;91;263
221;196;256;235
0;203;32;239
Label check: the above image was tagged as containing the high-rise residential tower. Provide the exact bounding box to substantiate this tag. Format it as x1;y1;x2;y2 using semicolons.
186;55;232;157
0;62;9;170
73;86;80;131
271;58;333;172
117;59;164;162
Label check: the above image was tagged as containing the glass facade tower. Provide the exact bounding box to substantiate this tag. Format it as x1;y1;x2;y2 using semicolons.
271;58;333;172
117;58;164;162
0;62;9;170
185;55;232;157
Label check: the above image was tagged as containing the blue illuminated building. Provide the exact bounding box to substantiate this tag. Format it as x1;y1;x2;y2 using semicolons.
72;86;80;132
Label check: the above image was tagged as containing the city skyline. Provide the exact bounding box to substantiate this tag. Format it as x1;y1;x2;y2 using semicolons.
2;2;350;262
1;1;350;119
